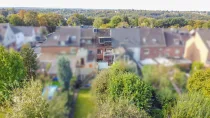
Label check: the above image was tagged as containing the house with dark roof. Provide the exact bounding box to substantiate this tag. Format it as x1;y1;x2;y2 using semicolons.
139;28;166;60
13;26;36;47
0;23;16;48
164;30;190;59
184;29;210;66
111;28;141;62
40;26;80;55
94;29;113;64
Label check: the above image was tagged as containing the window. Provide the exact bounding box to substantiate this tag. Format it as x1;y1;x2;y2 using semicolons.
152;38;157;43
70;48;77;54
175;49;180;54
159;48;163;51
88;50;93;54
54;35;58;40
81;58;85;65
143;37;146;44
87;40;92;44
97;49;102;54
144;49;150;55
60;41;65;46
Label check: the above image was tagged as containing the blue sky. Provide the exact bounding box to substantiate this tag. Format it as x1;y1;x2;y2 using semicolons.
0;0;209;11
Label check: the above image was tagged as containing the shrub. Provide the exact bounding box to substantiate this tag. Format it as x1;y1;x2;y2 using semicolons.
5;80;49;118
170;92;210;118
48;92;69;118
187;69;210;97
92;69;111;105
94;98;150;118
190;61;204;75
108;72;153;111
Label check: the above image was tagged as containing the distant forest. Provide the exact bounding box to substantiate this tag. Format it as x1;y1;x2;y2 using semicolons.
1;8;210;32
5;8;210;20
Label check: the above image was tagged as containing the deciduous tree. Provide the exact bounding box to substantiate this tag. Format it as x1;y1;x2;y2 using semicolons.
20;46;38;80
93;17;104;28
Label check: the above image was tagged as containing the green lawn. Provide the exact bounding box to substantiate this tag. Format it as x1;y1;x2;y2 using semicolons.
74;89;95;118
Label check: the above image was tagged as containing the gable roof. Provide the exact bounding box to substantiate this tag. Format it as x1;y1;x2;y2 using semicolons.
140;28;166;47
81;28;95;39
13;26;34;36
111;28;140;48
96;29;110;37
41;26;80;47
197;29;210;50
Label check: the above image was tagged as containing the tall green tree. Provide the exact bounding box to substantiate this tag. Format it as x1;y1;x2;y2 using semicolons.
0;15;6;23
93;17;104;28
23;11;38;26
0;46;26;104
8;14;23;26
20;46;38;80
57;56;72;91
67;15;80;26
110;15;122;28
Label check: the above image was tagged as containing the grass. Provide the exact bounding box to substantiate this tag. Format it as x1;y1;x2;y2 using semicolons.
74;89;95;118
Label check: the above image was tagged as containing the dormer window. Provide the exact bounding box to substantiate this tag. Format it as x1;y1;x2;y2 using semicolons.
54;36;58;40
60;41;65;46
152;38;157;43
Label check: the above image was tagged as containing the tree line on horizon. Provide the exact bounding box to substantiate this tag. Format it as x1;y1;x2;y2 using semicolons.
1;9;210;32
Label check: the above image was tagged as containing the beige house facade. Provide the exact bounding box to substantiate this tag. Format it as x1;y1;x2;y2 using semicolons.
184;29;210;66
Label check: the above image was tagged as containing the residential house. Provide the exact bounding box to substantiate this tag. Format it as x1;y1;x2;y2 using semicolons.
34;26;47;43
11;27;25;50
80;28;96;62
184;29;210;66
164;30;190;59
40;26;80;55
139;28;166;60
111;28;141;62
0;23;16;48
95;29;113;64
13;26;36;47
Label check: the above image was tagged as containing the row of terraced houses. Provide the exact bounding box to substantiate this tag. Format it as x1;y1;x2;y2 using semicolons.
1;23;210;80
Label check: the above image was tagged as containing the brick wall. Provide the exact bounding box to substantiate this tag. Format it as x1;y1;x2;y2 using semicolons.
140;46;185;60
41;46;78;54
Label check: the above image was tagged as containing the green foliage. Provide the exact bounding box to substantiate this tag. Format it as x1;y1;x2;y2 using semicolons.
92;69;110;104
92;61;153;115
5;80;49;118
48;91;69;118
110;15;122;27
67;15;80;26
0;47;26;104
190;61;204;74
20;46;38;80
116;21;129;28
187;69;210;97
46;63;51;71
23;11;38;26
93;17;104;28
94;98;150;118
70;76;77;90
108;72;153;111
173;68;187;92
0;15;7;23
142;65;177;108
57;55;72;91
8;14;23;26
170;92;210;118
